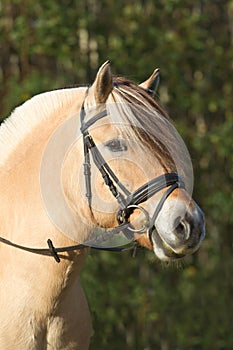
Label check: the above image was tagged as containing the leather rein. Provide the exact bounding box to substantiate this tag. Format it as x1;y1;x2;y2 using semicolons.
0;99;184;263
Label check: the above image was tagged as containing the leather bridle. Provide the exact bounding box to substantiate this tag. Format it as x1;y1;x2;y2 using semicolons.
0;98;184;262
80;101;185;243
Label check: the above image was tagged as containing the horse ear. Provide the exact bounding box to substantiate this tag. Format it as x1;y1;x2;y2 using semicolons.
91;61;113;103
139;68;160;98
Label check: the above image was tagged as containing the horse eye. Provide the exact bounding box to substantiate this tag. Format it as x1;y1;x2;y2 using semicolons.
105;139;127;152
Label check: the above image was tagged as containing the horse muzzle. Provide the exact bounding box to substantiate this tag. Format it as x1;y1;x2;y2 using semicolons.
150;200;205;260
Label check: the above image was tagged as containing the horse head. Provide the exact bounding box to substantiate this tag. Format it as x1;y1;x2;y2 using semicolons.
44;61;205;261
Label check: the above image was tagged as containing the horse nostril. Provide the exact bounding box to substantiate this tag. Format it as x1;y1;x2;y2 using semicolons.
174;218;190;240
176;221;185;239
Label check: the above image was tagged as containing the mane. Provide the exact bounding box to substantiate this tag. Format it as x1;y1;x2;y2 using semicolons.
0;87;86;167
110;77;177;172
0;77;180;172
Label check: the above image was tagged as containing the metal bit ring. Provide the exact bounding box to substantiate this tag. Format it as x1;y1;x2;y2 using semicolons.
126;205;150;233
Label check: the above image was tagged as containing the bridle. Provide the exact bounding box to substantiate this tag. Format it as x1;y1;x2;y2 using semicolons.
0;96;184;263
80;100;185;243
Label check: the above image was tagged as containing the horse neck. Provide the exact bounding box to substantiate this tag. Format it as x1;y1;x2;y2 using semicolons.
0;87;89;259
0;88;94;327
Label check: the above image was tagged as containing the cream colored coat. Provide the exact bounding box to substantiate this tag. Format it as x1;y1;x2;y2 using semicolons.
0;62;205;349
0;84;92;349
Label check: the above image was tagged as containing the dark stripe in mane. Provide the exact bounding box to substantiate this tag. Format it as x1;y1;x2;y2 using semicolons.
113;77;167;118
111;77;177;172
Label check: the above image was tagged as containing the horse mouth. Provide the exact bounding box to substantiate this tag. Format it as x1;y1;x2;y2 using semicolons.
150;228;186;261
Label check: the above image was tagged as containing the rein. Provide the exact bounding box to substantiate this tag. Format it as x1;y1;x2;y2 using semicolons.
0;97;184;263
0;237;139;263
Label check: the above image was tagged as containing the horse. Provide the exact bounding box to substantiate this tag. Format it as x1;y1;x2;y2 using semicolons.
0;61;205;349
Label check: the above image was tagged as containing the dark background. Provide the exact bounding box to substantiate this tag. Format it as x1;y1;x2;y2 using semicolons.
0;1;232;349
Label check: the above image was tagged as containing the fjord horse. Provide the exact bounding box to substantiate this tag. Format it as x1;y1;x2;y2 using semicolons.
0;62;205;349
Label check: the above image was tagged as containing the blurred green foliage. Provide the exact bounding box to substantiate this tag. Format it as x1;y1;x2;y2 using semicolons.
0;0;232;349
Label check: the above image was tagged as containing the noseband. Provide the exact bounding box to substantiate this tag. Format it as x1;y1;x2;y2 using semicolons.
80;101;185;243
